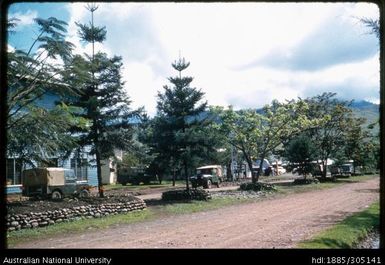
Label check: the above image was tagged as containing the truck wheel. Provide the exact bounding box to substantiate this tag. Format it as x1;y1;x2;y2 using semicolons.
51;190;63;200
121;182;127;186
79;189;90;198
216;182;220;188
205;179;212;189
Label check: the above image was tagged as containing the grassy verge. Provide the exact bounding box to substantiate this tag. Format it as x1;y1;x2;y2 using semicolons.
103;180;185;191
277;174;378;195
161;196;253;215
7;209;153;248
298;201;380;249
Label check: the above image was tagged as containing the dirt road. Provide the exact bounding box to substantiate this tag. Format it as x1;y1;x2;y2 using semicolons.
12;178;379;248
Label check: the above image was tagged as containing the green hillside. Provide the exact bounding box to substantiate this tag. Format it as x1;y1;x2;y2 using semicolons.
350;100;379;136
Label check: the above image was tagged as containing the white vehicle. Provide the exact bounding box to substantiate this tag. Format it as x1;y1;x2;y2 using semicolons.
276;166;286;175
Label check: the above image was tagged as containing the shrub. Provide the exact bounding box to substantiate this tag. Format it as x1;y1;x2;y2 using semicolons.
162;189;212;201
239;182;277;192
293;178;320;185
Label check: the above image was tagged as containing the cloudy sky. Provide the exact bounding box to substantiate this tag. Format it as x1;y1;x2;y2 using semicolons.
8;2;379;116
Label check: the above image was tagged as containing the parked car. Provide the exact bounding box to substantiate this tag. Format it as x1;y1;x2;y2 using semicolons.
275;166;286;175
22;167;91;200
190;165;224;189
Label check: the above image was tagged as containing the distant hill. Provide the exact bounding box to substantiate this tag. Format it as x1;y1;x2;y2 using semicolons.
350;100;379;125
350;100;379;135
36;93;380;132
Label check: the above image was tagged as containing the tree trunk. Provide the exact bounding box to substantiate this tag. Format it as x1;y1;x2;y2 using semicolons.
227;160;233;181
257;156;265;182
321;160;327;180
302;162;307;180
95;148;104;198
172;169;176;187
243;153;255;183
184;160;189;191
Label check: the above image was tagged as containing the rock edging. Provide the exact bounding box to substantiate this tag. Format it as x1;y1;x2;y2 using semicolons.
6;199;146;232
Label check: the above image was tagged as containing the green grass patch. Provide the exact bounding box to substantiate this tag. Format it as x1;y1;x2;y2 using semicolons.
103;181;185;191
298;201;380;249
162;196;253;215
277;174;378;195
7;209;153;248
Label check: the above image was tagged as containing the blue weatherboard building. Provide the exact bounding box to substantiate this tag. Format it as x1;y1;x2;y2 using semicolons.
6;149;99;194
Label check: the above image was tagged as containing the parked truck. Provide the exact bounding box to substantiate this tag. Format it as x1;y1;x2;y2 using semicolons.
190;165;224;189
22;167;91;200
117;166;154;185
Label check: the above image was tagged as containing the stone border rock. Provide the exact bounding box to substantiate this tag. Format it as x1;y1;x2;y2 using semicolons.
162;188;212;201
6;199;146;232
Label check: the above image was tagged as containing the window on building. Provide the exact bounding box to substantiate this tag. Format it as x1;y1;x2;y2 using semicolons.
70;158;88;181
6;159;22;185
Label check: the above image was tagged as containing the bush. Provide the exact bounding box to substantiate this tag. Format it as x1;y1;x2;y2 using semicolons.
239;182;276;192
162;189;212;201
293;178;320;185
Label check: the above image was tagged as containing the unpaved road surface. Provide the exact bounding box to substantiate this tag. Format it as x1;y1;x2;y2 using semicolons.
12;178;379;249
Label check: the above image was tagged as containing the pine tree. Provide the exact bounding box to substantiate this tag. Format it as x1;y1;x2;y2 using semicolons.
65;4;140;197
155;57;207;191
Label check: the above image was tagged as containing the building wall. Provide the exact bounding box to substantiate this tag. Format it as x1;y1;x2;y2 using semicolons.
101;158;117;185
5;150;124;193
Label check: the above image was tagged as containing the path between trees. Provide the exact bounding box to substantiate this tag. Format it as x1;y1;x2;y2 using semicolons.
12;178;379;248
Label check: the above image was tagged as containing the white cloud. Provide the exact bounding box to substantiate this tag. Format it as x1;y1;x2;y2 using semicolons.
122;62;167;115
64;2;380;116
9;10;38;28
7;44;15;52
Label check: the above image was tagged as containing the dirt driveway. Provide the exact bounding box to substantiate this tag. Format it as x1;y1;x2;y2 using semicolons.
12;178;379;248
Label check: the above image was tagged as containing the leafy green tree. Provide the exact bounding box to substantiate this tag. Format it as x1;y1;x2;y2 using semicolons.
65;4;140;197
214;99;315;183
117;113;158;182
213;106;264;183
6;17;83;165
7;17;75;127
154;57;208;191
7;104;87;167
342;117;379;173
304;93;355;179
284;135;316;178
